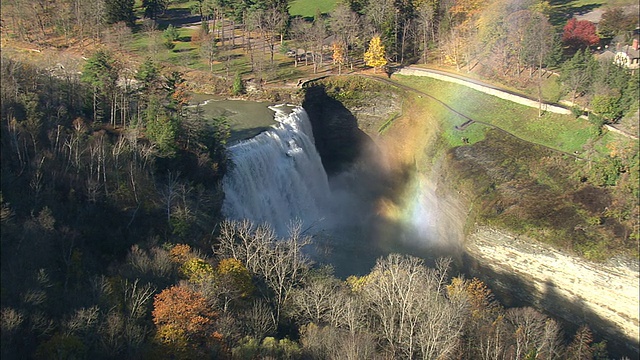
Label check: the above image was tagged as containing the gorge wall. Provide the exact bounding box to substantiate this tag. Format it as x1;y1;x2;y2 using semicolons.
300;78;639;356
301;85;373;175
465;227;639;355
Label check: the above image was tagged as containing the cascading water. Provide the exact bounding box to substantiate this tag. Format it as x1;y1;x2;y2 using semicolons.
222;106;331;236
222;104;458;276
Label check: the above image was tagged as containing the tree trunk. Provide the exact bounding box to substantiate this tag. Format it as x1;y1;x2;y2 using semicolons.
231;20;235;47
221;14;225;48
93;88;97;122
423;23;428;64
538;57;543;118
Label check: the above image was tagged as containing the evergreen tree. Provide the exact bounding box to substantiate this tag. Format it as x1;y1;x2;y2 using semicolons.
105;0;136;27
232;72;245;95
143;0;169;20
145;97;178;156
559;49;598;102
81;50;119;122
135;58;163;96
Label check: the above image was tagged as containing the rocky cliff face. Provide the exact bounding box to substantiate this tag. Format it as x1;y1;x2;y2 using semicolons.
301;80;402;174
302;80;639;356
301;86;370;174
465;226;640;356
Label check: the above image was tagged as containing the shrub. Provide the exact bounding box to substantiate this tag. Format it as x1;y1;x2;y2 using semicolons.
587;113;604;136
163;25;179;42
232;72;245;95
570;105;583;118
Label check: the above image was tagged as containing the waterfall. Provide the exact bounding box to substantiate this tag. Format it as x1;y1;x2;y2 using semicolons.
222;106;331;236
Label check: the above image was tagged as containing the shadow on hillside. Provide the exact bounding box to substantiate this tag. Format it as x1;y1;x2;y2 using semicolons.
548;0;602;26
172;47;196;53
156;8;201;28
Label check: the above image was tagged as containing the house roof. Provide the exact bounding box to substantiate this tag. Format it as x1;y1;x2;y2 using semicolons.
620;44;639;58
597;50;616;62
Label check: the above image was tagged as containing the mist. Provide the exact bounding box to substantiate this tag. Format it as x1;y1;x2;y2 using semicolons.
222;106;466;278
315;133;466;277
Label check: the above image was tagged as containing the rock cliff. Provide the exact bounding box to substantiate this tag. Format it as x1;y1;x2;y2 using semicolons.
466;226;639;356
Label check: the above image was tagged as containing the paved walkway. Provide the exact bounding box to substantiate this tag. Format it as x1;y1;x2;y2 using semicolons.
395;67;573;115
357;74;586;161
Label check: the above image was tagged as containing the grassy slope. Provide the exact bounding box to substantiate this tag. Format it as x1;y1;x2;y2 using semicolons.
381;75;638;260
393;75;596;154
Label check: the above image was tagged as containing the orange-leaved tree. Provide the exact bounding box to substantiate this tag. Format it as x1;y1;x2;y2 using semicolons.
364;36;387;73
152;285;220;358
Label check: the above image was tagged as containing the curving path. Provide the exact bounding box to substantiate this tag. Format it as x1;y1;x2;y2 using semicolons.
356;74;586;161
396;67;639;140
395;67;572;115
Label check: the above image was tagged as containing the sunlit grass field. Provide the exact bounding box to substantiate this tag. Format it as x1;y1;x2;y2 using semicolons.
393;75;596;153
394;74;635;160
289;0;337;18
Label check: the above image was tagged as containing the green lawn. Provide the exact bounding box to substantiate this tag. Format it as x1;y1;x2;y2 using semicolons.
394;75;595;155
289;0;337;18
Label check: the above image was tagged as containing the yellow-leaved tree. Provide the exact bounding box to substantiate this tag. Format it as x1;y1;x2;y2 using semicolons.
364;36;387;73
332;42;347;75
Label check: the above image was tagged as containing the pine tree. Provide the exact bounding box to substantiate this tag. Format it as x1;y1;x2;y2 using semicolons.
105;0;136;27
364;36;387;73
232;72;245;95
81;51;119;122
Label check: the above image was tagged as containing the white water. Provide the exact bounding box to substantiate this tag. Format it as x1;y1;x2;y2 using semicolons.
221;105;460;276
222;106;331;236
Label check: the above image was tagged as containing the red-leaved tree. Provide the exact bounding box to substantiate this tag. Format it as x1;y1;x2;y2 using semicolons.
563;18;600;50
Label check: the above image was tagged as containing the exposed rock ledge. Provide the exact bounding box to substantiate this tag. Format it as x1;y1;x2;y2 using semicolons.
466;226;639;352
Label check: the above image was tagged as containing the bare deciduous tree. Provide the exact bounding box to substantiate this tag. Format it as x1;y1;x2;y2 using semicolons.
290;269;342;325
216;220;311;325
